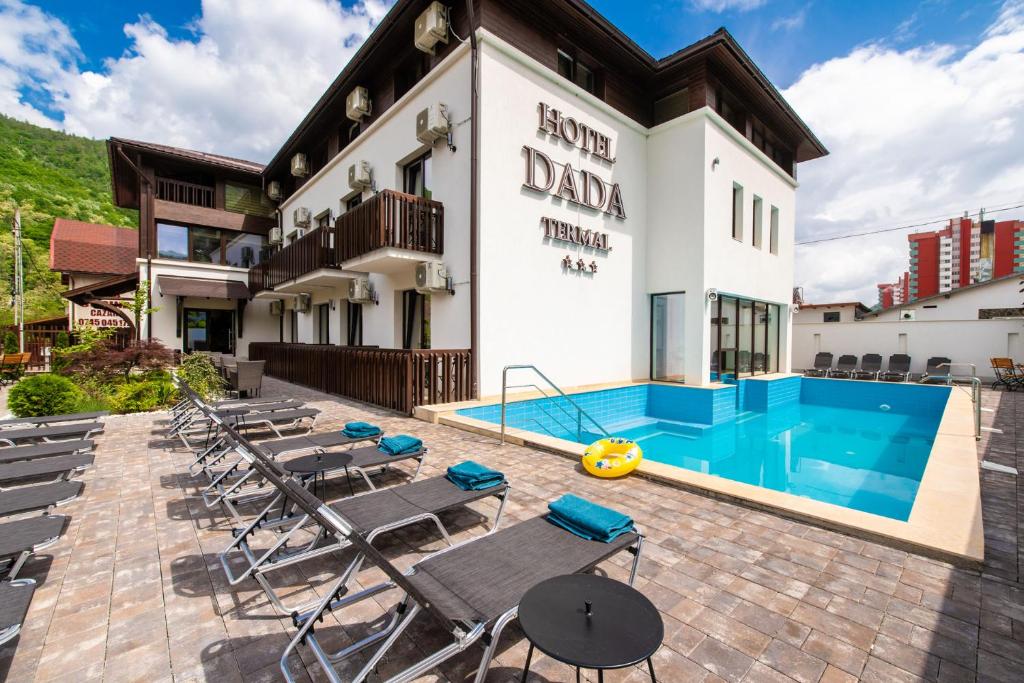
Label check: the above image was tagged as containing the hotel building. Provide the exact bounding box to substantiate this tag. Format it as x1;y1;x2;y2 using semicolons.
55;0;826;410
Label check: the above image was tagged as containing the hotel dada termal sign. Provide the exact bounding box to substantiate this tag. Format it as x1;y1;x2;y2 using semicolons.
523;103;623;273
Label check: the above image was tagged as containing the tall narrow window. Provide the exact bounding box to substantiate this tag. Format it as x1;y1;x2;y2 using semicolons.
288;310;298;343
346;302;362;346
400;290;430;349
752;196;763;249
769;206;780;255
556;48;600;97
732;183;744;241
403;152;432;199
651;293;686;383
317;303;330;344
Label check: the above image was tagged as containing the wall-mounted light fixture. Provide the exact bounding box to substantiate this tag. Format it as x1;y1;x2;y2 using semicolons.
711;157;720;170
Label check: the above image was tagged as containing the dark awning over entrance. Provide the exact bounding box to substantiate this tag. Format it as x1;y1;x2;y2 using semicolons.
62;273;138;306
157;275;249;299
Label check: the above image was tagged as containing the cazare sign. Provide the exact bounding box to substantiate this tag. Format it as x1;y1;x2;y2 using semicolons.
522;103;626;219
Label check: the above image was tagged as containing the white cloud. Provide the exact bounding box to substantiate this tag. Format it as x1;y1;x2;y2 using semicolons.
771;6;808;32
0;0;392;161
690;0;767;13
785;0;1024;306
0;0;79;128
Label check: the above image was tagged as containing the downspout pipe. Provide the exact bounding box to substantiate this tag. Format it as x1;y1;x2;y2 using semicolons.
465;0;480;399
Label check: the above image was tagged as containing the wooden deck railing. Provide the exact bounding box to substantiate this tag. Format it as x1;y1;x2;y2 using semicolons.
248;190;443;295
155;176;215;208
247;343;471;414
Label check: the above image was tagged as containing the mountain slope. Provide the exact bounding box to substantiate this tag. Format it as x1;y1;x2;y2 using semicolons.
0;114;138;325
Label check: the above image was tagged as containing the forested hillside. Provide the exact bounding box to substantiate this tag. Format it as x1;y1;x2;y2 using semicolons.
0;114;137;325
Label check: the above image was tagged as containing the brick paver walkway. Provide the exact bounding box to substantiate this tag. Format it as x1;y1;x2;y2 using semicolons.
1;378;1022;682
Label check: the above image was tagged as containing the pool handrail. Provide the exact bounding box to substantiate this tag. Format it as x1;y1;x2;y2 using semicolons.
936;362;981;440
500;365;611;445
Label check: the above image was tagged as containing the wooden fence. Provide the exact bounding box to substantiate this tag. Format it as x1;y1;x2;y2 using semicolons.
248;343;471;414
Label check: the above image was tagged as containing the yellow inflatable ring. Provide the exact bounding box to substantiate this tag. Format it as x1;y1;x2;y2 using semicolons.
582;437;643;478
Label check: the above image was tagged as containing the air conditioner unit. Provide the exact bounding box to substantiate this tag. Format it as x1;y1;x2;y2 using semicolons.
290;153;309;178
346;86;372;121
293;207;311;228
348;277;375;304
266;180;283;201
901;309;916;321
414;2;449;54
416;104;450;144
348;161;372;190
269;300;284;316
268;227;283;245
415;261;449;293
296;294;312;314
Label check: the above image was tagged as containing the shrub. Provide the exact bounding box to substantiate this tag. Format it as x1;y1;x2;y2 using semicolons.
8;374;83;417
3;332;17;354
108;379;177;414
54;331;69;349
62;338;173;381
176;352;225;400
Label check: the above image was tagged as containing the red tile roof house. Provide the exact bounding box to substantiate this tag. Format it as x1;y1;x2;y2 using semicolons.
49;218;138;331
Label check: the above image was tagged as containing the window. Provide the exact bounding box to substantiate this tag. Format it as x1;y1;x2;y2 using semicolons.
346;194;363;212
710;296;781;380
224;233;265;268
769;206;779;255
823;311;841;322
400;290;430;349
288;310;298;343
346;302;363;345
732;183;744;241
556;49;600;97
314;210;332;230
651;292;686;382
317;303;330;344
157;223;189;260
224;182;275;217
190;227;222;263
403;152;432;199
752;196;763;249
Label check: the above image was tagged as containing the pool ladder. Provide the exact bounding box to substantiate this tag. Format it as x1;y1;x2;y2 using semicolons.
500;365;611;445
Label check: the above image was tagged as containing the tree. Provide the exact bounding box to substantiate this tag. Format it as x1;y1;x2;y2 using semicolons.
129;281;159;340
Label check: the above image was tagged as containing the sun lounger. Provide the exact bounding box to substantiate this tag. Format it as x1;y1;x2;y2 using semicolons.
0;515;68;580
0;440;94;465
990;358;1024;391
0;481;83;518
853;353;882;380
919;357;951;384
0;423;104;447
0;454;94;488
0;579;36;646
829;355;857;378
258;430;383;458
879;354;912;382
277;476;643;683
219;446;508;615
804;352;833;377
0;411;109;429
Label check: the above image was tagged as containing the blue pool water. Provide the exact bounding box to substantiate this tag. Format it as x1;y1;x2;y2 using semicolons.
458;378;951;521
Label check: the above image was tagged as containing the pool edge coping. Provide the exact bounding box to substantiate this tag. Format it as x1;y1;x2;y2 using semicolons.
420;378;984;568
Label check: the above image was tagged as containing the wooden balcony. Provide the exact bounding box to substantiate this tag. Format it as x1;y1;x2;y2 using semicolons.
248;190;443;295
155;176;214;208
248;343;471;414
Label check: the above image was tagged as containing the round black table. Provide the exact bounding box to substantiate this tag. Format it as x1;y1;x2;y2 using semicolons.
519;574;662;682
283;451;355;499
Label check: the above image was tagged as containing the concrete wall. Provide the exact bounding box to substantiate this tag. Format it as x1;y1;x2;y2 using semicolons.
794;306;861;324
867;276;1022;322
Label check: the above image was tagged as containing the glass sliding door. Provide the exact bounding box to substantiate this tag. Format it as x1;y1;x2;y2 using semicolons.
717;296;738;381
753;301;767;372
766;304;780;373
651;292;686;382
709;296;782;381
184;309;234;353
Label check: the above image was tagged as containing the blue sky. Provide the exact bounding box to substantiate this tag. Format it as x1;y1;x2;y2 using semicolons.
5;0;1024;304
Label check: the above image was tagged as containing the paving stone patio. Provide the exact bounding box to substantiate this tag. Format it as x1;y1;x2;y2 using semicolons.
1;377;1022;682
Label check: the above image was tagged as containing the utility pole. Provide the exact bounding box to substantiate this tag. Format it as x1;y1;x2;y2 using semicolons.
13;208;25;352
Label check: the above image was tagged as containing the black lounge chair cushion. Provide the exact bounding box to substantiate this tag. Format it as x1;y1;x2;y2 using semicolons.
331;476;506;532
226;408;318;427
0;411;108;428
0;481;84;516
0;440;94;465
0;580;35;631
0;516;68;558
406;516;638;625
0;454;94;483
261;431;367;456
345;444;424;469
0;423;103;444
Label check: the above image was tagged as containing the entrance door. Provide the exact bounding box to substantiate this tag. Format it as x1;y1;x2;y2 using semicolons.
651;292;686;382
184;309;234;353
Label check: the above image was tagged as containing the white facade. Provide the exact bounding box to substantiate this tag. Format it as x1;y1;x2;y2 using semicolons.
264;30;803;396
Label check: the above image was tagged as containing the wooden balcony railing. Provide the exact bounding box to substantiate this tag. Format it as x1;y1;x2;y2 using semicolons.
248;343;471;414
248;190;443;294
155;176;215;208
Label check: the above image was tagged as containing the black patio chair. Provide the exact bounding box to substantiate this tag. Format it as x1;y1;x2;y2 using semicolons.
853;353;883;380
830;355;858;378
804;352;833;377
919;357;951;384
879;354;912;382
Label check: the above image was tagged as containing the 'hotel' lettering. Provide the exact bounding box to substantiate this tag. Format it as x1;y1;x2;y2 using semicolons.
538;102;616;163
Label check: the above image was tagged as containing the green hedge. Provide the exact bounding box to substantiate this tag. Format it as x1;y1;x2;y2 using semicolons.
8;374;83;417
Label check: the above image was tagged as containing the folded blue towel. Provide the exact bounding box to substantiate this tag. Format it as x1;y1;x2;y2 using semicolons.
445;460;505;491
377;435;423;456
546;494;634;543
342;421;381;438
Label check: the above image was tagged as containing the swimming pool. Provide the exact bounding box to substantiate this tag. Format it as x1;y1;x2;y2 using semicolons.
457;378;952;521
